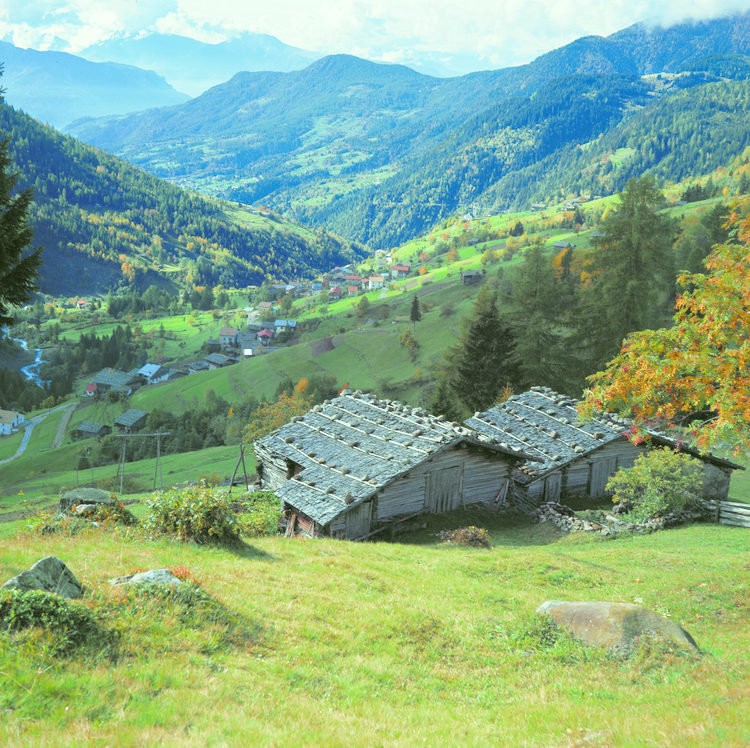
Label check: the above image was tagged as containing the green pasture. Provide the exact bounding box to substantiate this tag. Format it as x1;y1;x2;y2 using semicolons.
0;516;747;745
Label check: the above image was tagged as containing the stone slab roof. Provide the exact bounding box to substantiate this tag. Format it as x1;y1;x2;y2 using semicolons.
91;368;135;388
466;387;744;480
114;409;148;429
76;420;108;435
256;390;536;526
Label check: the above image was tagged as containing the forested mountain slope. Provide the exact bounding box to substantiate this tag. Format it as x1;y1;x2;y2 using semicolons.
66;12;750;249
0;104;364;295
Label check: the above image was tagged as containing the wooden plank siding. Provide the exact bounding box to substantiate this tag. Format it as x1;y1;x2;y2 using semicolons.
515;439;641;511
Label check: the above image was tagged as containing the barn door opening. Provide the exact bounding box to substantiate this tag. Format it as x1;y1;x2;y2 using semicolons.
589;457;618;497
345;501;372;540
426;466;462;514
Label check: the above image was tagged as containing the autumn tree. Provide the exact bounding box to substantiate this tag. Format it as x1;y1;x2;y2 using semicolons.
356;295;370;318
242;381;312;443
581;197;750;452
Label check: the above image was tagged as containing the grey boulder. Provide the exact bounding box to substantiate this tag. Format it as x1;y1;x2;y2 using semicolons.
109;569;183;587
1;556;84;599
60;487;113;513
537;600;699;652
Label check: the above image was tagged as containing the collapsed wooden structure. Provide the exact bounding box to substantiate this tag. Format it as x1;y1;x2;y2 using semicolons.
255;390;536;540
466;387;743;512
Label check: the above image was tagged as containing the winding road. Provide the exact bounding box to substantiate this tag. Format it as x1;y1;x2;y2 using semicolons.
0;402;76;466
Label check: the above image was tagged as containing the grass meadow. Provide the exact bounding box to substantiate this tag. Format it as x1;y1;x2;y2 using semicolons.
0;513;747;746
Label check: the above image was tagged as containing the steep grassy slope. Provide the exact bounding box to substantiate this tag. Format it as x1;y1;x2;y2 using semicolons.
0;519;747;745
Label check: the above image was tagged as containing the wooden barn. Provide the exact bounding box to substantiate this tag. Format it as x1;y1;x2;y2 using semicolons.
254;390;536;540
466;387;744;513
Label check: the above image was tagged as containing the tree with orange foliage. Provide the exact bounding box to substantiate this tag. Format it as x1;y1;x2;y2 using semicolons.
242;382;312;443
581;197;750;452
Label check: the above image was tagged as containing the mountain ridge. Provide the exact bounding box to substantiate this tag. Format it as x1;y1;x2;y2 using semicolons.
0;40;189;129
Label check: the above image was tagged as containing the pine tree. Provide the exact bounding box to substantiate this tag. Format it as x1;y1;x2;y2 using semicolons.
0;75;42;326
578;176;676;370
410;295;422;331
446;286;519;413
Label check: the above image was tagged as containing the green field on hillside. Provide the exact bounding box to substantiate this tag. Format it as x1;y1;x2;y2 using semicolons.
0;517;747;745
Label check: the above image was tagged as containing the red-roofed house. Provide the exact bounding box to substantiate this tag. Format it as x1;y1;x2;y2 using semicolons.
258;329;274;345
390;264;411;278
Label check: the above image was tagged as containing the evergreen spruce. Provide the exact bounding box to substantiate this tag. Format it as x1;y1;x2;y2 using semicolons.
410;295;422;331
578;176;676;370
0;76;42;326
446;286;519;413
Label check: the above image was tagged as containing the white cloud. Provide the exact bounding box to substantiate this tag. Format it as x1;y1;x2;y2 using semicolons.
0;0;747;69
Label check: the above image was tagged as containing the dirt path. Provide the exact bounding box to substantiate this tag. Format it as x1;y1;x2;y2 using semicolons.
52;403;77;448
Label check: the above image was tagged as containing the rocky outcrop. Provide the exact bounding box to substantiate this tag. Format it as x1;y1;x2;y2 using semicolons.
537;600;699;652
535;502;707;537
60;487;113;513
1;556;84;599
109;569;183;587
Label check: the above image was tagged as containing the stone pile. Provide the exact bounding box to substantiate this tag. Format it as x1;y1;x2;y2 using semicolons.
535;501;707;537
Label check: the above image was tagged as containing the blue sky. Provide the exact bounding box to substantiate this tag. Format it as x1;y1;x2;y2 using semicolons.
1;0;748;73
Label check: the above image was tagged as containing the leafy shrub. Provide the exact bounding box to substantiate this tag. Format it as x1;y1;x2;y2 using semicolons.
438;526;491;548
142;482;243;544
0;589;116;658
232;491;282;537
88;500;139;526
606;448;703;521
26;511;92;536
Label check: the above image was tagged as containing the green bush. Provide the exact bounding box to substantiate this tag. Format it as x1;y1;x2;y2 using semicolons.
606;448;703;521
233;491;282;537
0;589;115;658
143;482;243;544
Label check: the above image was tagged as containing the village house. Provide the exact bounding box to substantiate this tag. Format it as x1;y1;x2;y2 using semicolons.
257;329;274;345
368;275;386;291
390;263;411;279
328;286;343;301
465;387;744;513
0;409;24;435
254;391;536;540
73;421;112;440
460;269;483;285
186;360;210;374
137;363;170;386
114;409;148;433
237;331;260;358
85;368;141;398
204;352;236;369
346;275;364;289
219;327;239;350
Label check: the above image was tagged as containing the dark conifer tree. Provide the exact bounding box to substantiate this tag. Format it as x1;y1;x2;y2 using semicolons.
0;76;42;326
446;286;519;413
410;295;422;331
